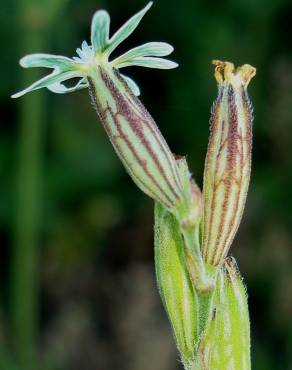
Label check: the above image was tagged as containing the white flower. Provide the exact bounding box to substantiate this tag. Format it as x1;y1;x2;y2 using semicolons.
12;2;177;99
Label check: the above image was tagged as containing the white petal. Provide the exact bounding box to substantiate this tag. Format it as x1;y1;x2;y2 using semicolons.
11;71;82;98
91;10;110;52
48;77;88;94
111;42;174;67
115;57;178;70
76;48;83;58
20;53;75;70
106;2;153;56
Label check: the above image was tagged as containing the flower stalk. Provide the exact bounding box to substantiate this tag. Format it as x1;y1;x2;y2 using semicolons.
173;158;215;293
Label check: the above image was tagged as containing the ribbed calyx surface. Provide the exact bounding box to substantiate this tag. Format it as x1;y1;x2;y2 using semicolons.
88;65;183;209
202;60;256;266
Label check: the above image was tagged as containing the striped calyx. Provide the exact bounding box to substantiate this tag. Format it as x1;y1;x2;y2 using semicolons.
202;60;256;266
88;65;183;210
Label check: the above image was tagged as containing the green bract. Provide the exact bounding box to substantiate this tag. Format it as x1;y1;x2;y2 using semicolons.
12;2;177;99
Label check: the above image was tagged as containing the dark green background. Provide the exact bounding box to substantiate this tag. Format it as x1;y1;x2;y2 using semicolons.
1;0;292;369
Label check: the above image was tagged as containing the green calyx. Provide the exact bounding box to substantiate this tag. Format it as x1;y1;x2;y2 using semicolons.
154;202;198;363
12;2;177;99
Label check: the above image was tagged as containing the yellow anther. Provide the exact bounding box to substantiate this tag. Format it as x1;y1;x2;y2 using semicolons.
212;60;256;88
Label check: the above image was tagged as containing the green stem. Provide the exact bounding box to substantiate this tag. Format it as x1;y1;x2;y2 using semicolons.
11;2;69;368
11;37;45;370
180;224;214;293
11;4;52;370
197;289;214;338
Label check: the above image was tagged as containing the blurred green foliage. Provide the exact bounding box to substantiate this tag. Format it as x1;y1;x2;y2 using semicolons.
1;0;292;369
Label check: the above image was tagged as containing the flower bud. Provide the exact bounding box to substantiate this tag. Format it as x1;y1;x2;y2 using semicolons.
202;61;256;266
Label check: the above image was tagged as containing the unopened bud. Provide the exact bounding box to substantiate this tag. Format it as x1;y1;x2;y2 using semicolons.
202;60;256;266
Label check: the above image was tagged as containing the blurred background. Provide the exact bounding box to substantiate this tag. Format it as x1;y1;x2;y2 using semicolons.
1;0;292;369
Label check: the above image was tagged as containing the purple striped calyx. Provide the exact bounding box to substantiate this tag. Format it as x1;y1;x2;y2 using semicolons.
88;65;184;210
202;60;256;266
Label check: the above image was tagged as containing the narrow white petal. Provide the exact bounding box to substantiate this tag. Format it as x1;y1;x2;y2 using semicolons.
76;48;83;58
91;10;110;52
20;53;74;70
115;56;178;70
48;77;88;94
106;2;153;56
11;71;82;98
112;42;174;67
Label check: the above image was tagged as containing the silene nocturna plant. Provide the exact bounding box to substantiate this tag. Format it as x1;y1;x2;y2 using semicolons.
12;3;256;370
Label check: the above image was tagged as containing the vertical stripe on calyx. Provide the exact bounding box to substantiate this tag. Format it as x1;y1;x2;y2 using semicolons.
88;65;183;210
202;61;256;266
